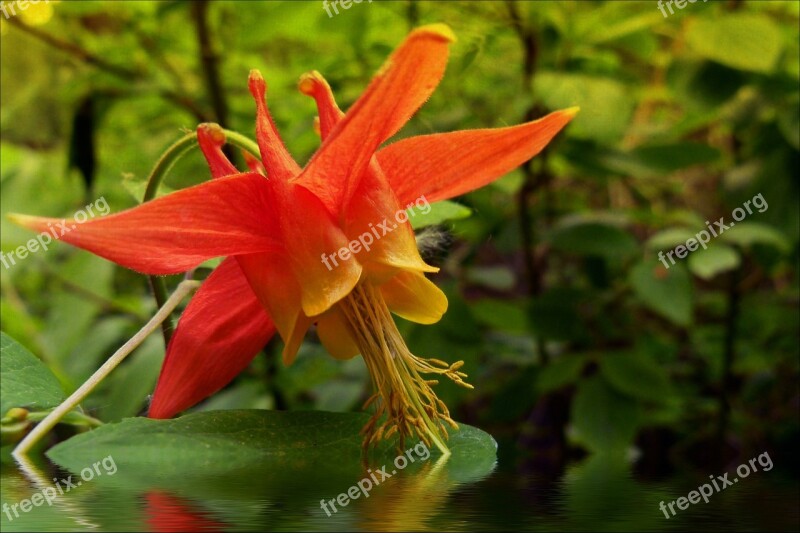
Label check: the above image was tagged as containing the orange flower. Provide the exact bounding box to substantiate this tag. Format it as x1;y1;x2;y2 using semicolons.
10;24;576;453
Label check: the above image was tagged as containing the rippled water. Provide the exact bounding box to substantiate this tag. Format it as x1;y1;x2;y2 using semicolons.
1;445;797;532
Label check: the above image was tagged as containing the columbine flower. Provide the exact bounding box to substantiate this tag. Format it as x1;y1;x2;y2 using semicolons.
10;24;576;453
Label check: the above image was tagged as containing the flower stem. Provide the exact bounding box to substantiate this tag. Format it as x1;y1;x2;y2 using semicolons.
12;280;201;458
142;129;260;346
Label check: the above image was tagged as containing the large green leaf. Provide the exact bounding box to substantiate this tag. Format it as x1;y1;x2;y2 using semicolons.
629;259;693;327
686;14;782;73
48;410;496;483
0;332;64;416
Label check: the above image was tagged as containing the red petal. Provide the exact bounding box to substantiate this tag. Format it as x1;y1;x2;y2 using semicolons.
145;491;227;533
149;258;275;419
242;149;266;176
197;123;239;178
248;70;302;181
293;24;455;214
8;173;280;275
378;108;578;204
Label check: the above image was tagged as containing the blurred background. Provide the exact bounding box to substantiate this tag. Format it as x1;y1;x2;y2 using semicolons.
1;1;798;531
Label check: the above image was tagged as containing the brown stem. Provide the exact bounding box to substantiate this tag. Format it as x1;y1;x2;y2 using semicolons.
718;265;741;442
191;0;229;129
407;0;420;30
506;0;550;363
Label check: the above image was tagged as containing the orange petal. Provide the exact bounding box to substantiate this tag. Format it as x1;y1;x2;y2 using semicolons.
149;258;275;419
293;24;455;214
378;108;578;205
236;253;301;347
197;123;239;178
381;271;448;325
317;306;360;360
235;252;313;366
344;167;438;278
271;179;363;317
7;173;280;275
282;315;314;365
299;70;436;277
298;70;344;139
248;70;302;181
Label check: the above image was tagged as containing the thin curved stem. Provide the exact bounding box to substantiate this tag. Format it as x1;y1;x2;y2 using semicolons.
12;280;201;458
142;129;261;346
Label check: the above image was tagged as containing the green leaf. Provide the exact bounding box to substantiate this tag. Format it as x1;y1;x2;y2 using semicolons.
686;14;782;73
599;351;673;402
471;299;528;335
537;355;586;394
548;221;638;260
48;411;497;481
646;228;697;250
720;221;791;253
687;244;741;280
603;142;720;177
571;376;640;454
96;336;165;422
629;259;693;327
529;288;587;342
0;332;64;415
465;266;516;291
409;200;472;229
585;10;664;44
534;73;635;142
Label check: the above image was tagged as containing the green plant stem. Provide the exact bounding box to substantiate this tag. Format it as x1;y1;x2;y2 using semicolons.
12;280;201;458
142;130;260;346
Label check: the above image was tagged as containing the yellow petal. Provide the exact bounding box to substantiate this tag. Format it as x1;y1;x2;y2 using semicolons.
317;307;360;360
381;271;448;325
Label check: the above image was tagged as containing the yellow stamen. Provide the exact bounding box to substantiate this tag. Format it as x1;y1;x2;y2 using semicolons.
338;283;470;456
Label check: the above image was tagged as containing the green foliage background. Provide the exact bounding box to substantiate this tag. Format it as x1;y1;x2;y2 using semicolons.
0;2;798;525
